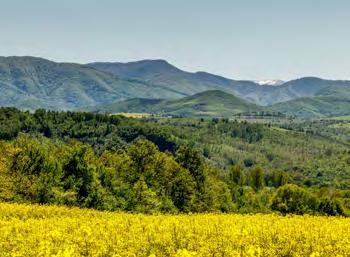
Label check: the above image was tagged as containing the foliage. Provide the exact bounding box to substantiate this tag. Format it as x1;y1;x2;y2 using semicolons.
250;167;265;192
271;184;319;215
0;135;233;213
271;184;345;216
0;107;349;215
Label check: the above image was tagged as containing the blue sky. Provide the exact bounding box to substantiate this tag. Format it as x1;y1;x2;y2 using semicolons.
1;0;349;80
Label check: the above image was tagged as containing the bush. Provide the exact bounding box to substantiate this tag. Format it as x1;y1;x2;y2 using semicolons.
318;198;345;216
271;184;318;215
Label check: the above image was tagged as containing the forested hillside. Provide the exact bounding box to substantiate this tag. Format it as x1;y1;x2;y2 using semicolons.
0;108;349;215
0;57;184;110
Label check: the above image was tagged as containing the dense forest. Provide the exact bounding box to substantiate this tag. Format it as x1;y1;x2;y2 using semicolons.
0;108;349;215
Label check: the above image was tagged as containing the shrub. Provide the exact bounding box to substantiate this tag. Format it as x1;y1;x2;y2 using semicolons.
271;184;318;215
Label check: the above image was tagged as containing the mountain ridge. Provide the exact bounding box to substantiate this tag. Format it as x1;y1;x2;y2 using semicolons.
0;56;349;117
0;56;185;110
87;60;350;106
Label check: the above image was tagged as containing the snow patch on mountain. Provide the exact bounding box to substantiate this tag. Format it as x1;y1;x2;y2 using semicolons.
255;80;285;86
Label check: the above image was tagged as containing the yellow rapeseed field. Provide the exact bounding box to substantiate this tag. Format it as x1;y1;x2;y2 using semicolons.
0;203;349;257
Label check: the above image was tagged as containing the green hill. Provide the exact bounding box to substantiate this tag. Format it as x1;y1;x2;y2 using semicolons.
89;98;164;114
90;89;350;118
268;96;350;118
0;56;184;110
159;90;261;117
89;90;261;117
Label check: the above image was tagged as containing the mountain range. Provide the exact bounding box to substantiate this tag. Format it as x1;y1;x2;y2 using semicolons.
0;56;349;117
87;61;350;106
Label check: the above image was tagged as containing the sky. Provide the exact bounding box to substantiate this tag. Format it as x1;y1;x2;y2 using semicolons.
1;0;350;80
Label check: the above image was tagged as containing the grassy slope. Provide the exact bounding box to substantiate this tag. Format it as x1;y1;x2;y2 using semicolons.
156;90;261;117
88;90;261;117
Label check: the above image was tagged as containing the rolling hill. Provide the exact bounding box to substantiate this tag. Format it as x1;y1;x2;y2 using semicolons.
89;89;350;118
87;90;261;117
268;96;350;118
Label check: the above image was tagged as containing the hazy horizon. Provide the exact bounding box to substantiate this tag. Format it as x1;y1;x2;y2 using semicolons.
1;0;350;80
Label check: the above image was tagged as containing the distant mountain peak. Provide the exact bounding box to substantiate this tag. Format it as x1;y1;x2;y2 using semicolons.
288;77;324;82
107;59;172;67
133;59;181;70
87;59;183;78
136;59;170;64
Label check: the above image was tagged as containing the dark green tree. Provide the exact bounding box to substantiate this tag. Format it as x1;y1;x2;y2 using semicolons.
175;145;206;192
62;143;96;203
228;164;244;187
272;170;288;188
250;167;265;192
132;176;160;213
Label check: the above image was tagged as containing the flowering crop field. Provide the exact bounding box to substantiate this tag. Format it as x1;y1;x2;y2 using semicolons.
0;203;349;257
